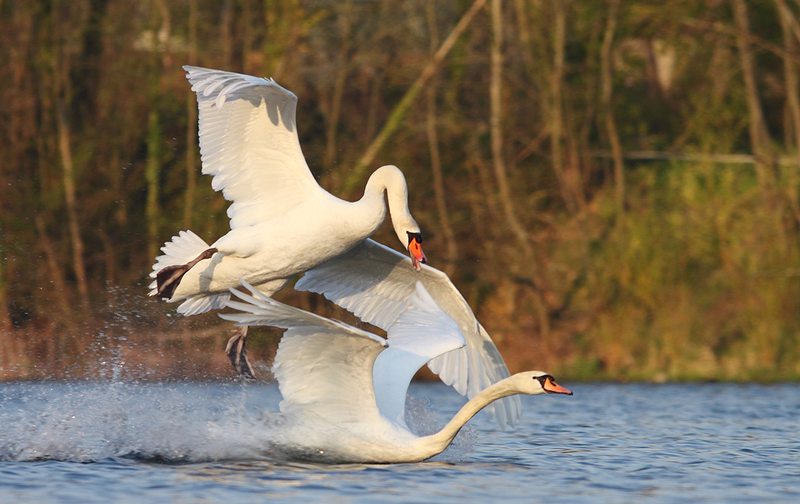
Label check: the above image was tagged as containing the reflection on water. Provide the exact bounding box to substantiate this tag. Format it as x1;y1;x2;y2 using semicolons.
0;381;798;503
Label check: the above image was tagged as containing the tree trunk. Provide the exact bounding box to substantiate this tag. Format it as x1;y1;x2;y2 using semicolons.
57;104;90;307
0;255;10;333
465;137;503;282
601;0;625;217
147;0;169;259
469;133;502;224
732;0;775;189
490;0;532;256
324;0;353;168
146;107;161;262
550;0;574;212
425;1;458;272
99;229;116;287
183;0;198;229
35;216;75;331
221;0;233;68
513;0;534;71
776;0;800;224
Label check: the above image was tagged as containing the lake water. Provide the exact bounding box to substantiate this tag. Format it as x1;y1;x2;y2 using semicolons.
0;381;797;503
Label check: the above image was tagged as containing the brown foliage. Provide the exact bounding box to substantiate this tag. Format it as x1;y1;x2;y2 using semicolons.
1;1;799;381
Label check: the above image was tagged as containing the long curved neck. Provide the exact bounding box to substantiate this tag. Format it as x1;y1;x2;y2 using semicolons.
416;378;519;459
358;165;413;240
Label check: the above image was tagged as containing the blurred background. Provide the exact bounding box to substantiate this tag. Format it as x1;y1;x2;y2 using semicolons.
1;0;798;382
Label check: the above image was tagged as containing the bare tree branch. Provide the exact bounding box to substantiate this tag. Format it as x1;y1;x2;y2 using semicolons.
490;0;532;256
344;0;488;194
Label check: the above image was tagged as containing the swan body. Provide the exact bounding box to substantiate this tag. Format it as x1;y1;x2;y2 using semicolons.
221;281;572;464
271;371;569;464
296;238;522;428
148;66;426;317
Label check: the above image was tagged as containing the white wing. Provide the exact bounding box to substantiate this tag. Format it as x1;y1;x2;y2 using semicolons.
220;281;463;426
184;66;324;229
220;283;385;424
275;331;384;424
373;282;464;425
295;239;522;428
221;283;381;344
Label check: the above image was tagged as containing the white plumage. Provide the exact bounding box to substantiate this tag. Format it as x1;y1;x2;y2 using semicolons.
148;66;427;315
296;239;522;428
220;280;572;463
147;66;520;431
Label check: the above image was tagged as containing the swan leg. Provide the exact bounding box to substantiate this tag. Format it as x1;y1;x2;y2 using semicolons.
225;325;255;379
155;247;217;300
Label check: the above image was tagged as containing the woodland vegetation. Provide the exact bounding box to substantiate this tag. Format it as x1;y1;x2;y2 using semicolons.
1;0;799;381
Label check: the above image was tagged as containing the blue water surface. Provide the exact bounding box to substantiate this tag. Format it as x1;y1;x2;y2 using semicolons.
0;381;798;503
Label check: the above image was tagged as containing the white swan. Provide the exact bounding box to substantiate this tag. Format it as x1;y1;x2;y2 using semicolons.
296;238;523;429
147;67;427;373
220;281;572;464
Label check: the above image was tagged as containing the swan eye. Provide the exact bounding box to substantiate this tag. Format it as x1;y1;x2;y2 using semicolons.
406;231;423;245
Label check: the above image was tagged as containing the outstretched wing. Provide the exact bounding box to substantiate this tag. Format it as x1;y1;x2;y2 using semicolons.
184;66;324;229
295;239;522;429
220;281;464;427
372;282;464;425
221;283;386;423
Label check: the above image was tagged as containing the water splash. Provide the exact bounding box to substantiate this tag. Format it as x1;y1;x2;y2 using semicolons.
0;382;475;464
0;381;281;463
406;394;477;460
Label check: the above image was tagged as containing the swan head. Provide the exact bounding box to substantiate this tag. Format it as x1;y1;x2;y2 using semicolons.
390;212;426;271
372;165;428;271
405;231;427;271
509;371;573;396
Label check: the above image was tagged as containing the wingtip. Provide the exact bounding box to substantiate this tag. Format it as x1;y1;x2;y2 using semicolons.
182;64;204;77
218;310;250;324
239;278;256;292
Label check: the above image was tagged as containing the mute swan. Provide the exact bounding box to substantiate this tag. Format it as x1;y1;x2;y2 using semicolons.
220;281;572;463
148;66;426;374
296;238;523;429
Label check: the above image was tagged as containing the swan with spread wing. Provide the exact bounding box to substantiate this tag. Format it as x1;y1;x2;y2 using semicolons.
221;281;572;463
148;66;521;430
296;238;524;429
148;66;426;375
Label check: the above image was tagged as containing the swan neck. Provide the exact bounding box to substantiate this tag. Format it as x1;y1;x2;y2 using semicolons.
420;378;518;457
361;166;414;243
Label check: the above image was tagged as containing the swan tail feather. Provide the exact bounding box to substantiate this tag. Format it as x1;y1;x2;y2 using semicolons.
148;230;212;297
175;292;231;316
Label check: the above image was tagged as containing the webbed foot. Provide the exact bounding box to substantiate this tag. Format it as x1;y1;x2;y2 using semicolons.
225;325;255;379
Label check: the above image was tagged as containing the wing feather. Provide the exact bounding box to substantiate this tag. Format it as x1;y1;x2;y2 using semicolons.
219;281;383;345
219;282;386;424
184;66;324;229
220;281;464;427
372;282;465;425
272;330;384;423
296;239;522;428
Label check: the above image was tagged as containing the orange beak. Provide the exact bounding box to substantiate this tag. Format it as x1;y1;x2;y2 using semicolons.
543;377;573;395
408;236;427;271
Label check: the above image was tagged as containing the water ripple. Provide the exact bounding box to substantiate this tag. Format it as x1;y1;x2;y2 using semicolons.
0;382;798;502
